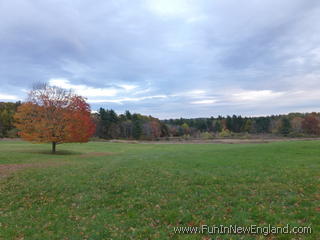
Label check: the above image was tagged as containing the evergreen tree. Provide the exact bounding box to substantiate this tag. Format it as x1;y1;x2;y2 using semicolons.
125;110;132;120
280;118;291;135
255;117;270;133
132;120;142;139
213;120;222;133
226;116;233;131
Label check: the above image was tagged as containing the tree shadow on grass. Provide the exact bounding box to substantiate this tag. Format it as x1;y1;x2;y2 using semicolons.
22;149;82;156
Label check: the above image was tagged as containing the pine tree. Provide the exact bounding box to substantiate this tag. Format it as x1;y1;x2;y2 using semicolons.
280;118;291;135
132;120;142;139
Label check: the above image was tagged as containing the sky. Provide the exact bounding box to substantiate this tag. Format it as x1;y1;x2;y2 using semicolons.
1;0;320;119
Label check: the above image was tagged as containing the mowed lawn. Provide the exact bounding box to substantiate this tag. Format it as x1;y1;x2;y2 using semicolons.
0;141;319;240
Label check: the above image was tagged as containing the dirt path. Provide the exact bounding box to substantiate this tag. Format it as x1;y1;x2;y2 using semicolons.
108;138;320;144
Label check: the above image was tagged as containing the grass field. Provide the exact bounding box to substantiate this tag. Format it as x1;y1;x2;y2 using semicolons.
0;140;319;239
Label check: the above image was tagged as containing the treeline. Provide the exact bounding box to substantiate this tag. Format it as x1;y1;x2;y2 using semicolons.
163;113;320;138
1;102;320;140
93;108;168;140
93;109;320;139
0;102;21;137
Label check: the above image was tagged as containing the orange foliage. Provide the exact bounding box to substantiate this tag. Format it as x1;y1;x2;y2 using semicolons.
14;84;95;145
150;120;161;139
64;96;96;142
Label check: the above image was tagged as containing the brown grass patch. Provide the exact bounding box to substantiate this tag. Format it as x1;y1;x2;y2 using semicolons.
138;138;320;144
0;161;68;178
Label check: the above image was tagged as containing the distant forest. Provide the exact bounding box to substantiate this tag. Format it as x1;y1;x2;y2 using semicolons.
1;102;320;139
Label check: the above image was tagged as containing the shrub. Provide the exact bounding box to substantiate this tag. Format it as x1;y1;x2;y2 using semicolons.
200;132;214;139
239;132;251;139
6;128;19;138
182;134;191;140
287;132;306;138
219;129;232;137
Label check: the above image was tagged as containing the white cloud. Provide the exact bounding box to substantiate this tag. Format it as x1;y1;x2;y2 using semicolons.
49;78;119;97
171;89;206;98
287;57;305;65
48;78;162;104
191;99;216;104
188;90;206;95
0;93;18;100
118;84;137;91
132;88;152;95
88;95;167;104
46;78;170;107
309;47;320;63
231;90;285;102
147;0;192;17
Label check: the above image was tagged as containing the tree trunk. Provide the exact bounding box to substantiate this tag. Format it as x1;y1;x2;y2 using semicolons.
52;142;56;154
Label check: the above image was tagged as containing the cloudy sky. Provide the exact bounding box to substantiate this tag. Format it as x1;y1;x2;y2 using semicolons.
1;0;320;119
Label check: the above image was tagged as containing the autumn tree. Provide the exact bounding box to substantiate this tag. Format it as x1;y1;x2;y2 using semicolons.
302;113;320;135
150;120;161;139
14;83;95;153
181;123;190;135
291;116;303;133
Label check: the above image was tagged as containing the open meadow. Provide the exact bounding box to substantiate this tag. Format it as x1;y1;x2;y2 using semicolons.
0;140;319;239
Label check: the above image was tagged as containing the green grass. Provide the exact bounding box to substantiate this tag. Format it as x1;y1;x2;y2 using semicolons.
0;141;319;239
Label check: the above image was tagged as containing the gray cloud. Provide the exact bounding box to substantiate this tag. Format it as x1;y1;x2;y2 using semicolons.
1;0;320;118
